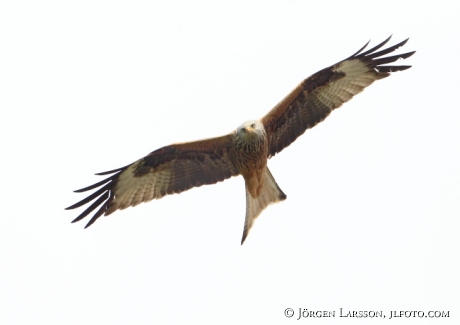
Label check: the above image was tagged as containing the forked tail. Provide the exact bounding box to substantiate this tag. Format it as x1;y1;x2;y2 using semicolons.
241;168;286;244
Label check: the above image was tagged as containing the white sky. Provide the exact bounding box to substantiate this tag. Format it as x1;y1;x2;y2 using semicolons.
1;1;459;324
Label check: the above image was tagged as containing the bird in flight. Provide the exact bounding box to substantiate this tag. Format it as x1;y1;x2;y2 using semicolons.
66;36;414;244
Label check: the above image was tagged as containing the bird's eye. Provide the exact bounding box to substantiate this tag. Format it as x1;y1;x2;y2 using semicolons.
251;123;255;128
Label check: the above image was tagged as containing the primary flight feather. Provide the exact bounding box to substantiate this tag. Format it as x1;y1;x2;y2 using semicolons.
66;36;415;244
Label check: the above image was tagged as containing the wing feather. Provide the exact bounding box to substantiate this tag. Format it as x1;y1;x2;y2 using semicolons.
261;36;415;157
66;133;239;227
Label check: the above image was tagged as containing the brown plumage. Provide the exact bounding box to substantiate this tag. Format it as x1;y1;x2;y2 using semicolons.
66;36;414;244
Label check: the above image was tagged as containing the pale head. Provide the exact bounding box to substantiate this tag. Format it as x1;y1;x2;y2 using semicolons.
236;120;265;140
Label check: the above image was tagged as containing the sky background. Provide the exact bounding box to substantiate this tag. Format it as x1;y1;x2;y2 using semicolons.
1;0;459;324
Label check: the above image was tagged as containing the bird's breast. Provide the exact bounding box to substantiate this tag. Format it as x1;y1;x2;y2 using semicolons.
232;132;268;197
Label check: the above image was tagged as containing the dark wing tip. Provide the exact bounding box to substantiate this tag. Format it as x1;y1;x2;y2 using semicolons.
95;167;125;176
348;39;371;58
358;35;393;57
67;166;126;227
66;182;112;210
350;37;414;73
376;65;412;73
73;177;113;193
82;202;108;228
71;166;127;193
402;50;416;59
69;190;112;227
361;37;412;61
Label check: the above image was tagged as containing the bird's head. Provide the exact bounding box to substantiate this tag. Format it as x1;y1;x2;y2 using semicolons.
237;120;265;140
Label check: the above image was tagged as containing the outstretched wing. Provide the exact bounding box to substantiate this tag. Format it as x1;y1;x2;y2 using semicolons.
66;134;239;228
261;36;415;157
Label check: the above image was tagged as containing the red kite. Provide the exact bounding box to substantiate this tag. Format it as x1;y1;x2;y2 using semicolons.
67;36;414;244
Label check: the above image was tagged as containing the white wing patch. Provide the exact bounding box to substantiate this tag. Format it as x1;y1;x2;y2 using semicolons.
105;160;171;215
314;58;389;110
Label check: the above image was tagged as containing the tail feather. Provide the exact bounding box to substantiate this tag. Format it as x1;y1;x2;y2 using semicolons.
241;168;286;244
